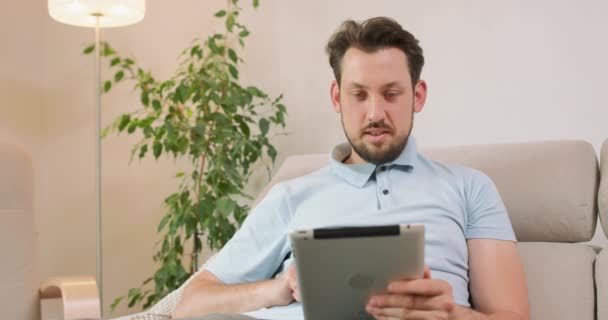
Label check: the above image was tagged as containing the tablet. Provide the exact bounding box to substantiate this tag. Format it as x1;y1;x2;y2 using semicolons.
289;224;425;320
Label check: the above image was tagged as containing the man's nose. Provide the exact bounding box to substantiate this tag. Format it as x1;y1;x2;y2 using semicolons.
366;95;387;123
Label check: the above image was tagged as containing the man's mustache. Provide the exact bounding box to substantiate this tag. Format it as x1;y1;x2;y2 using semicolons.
361;121;393;133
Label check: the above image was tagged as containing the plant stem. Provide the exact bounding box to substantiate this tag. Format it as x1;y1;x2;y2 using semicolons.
197;155;206;202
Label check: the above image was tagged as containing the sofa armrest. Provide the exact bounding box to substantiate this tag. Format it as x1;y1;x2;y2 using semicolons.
40;276;100;320
597;249;608;320
599;139;608;238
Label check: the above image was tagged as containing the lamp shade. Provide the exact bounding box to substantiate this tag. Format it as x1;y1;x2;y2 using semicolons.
48;0;145;28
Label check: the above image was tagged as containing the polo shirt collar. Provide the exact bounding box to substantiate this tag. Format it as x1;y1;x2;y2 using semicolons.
329;136;419;187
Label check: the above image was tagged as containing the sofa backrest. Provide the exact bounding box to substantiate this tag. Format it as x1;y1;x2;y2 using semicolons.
255;140;599;243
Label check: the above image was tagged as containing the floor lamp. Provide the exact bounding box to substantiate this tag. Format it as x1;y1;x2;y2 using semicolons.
48;0;145;316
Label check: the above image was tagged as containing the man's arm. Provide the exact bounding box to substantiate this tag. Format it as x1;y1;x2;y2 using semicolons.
454;238;529;320
172;270;294;318
365;239;529;320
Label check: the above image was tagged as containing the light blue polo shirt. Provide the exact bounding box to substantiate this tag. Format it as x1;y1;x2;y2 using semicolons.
203;137;516;319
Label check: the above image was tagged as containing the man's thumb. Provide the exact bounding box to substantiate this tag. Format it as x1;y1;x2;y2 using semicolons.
423;266;431;279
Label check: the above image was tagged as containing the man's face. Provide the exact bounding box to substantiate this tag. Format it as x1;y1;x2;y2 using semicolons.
330;47;427;165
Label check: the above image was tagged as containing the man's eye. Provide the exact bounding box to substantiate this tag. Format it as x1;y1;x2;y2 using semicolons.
385;91;400;99
353;92;367;99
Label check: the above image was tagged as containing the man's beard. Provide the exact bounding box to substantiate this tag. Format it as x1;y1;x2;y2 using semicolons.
342;114;413;165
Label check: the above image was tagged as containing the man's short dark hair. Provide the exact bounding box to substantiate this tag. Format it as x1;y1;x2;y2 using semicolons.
326;17;424;87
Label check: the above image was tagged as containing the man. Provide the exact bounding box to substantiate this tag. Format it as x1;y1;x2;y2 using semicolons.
174;17;529;320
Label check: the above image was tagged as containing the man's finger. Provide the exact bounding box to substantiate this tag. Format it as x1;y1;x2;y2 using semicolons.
366;306;405;318
423;266;431;279
367;306;448;320
368;293;454;312
292;289;301;302
387;278;452;296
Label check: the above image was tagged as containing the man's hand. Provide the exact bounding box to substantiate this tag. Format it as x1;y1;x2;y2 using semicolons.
286;264;301;302
272;264;300;306
366;266;455;320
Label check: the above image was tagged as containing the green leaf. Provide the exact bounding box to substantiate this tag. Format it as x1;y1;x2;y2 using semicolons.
153;141;163;159
238;121;250;137
101;126;110;139
268;145;277;162
83;44;95;54
155;127;166;140
110;296;125;312
239;30;250;37
210;93;221;106
276;103;287;113
138;116;155;128
141;92;150;107
102;43;116;56
114;70;124;82
253;0;260;8
216;197;236;215
175;172;185;178
246;86;266;98
157;215;170;233
165;193;180;205
226;12;236;32
208;37;221;55
118;114;131;132
259;118;269;136
177;84;189;103
190;45;202;58
228;48;238;64
228;64;239;79
128;292;141;308
104;80;112;93
152;99;162;111
193;123;206;137
214;10;227;17
127;121;138;134
110;57;121;67
139;144;148;159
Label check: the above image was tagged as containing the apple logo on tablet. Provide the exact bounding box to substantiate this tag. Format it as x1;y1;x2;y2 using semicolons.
348;273;374;289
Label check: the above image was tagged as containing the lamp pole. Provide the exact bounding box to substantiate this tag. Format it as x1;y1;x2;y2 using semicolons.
94;13;103;317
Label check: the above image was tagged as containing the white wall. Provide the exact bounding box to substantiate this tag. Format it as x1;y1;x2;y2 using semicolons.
0;1;44;152
23;0;608;317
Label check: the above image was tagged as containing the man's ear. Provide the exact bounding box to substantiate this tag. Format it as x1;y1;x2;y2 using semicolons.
330;80;341;113
413;80;427;113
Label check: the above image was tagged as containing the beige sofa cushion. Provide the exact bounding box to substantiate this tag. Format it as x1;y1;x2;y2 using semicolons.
258;140;599;242
518;242;596;320
0;144;37;320
600;139;608;238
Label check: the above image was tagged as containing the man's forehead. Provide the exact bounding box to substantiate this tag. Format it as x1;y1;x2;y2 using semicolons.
340;47;411;87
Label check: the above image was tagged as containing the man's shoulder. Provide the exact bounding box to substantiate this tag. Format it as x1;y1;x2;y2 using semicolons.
417;153;493;187
272;164;336;191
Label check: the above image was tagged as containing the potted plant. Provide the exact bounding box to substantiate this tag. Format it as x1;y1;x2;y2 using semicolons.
86;0;287;310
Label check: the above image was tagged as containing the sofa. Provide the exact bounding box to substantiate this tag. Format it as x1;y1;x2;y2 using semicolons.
120;138;608;320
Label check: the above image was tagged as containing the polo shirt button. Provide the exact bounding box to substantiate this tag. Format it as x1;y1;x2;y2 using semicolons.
382;189;389;195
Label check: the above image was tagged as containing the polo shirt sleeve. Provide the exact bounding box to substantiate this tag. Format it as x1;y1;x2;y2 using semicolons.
464;169;517;241
203;183;293;284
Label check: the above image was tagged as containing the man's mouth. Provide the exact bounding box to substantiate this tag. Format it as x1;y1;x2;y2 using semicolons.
362;129;391;143
364;129;390;136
